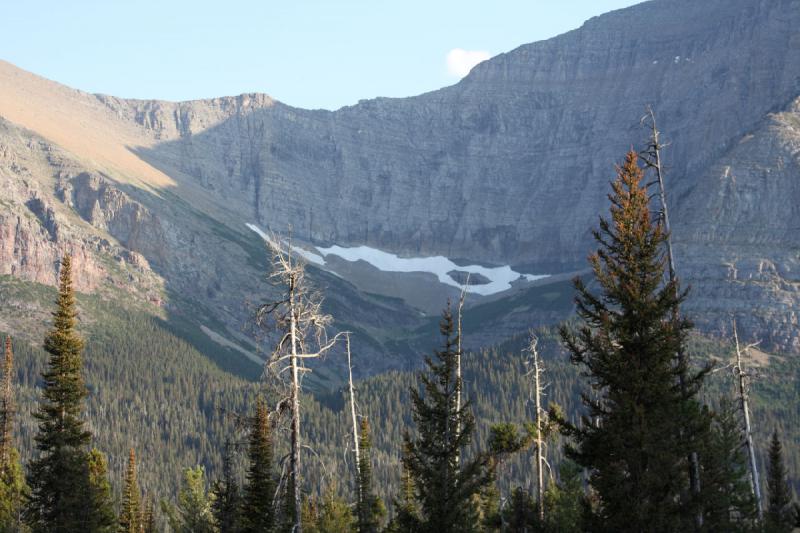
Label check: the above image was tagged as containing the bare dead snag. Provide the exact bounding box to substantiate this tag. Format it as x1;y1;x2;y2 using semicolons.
455;274;469;465
525;333;547;522
345;333;362;506
256;233;343;533
641;108;702;526
732;319;763;519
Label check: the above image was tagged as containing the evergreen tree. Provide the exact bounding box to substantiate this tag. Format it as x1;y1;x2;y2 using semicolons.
386;453;420;533
765;431;794;532
355;418;385;533
212;440;241;533
142;498;157;533
302;485;353;533
0;336;14;469
559;152;709;532
0;336;26;532
503;488;537;533
163;466;215;533
25;255;109;532
699;398;756;532
476;481;502;532
86;449;117;533
240;397;275;533
0;448;27;533
542;460;585;533
119;448;143;533
401;304;493;533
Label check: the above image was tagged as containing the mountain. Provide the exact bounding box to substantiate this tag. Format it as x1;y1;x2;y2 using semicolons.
2;0;800;381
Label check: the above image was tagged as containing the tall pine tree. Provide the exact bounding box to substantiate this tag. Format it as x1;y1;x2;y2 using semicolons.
386;450;420;533
87;449;116;533
240;397;275;533
163;466;215;533
0;336;14;468
119;448;143;533
0;336;26;532
141;497;157;533
698;398;756;532
559;152;709;532
401;304;493;533
765;430;795;532
25;254;112;532
355;418;385;533
211;440;241;533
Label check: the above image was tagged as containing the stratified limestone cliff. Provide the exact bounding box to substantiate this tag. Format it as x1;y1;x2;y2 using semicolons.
1;0;799;356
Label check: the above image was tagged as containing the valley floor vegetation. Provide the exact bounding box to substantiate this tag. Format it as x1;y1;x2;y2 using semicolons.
0;147;798;533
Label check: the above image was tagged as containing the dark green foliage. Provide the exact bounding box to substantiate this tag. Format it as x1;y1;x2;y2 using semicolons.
302;485;353;533
487;423;530;460
355;418;385;533
25;255;113;532
477;482;502;531
386;457;420;533
559;152;710;532
142;498;157;533
212;440;241;533
765;431;795;532
0;336;26;532
163;466;215;533
503;487;537;533
119;448;142;533
0;262;797;530
401;304;494;532
698;398;756;531
541;460;585;533
3;271;798;514
87;449;116;533
0;336;15;471
240;397;275;533
0;448;27;532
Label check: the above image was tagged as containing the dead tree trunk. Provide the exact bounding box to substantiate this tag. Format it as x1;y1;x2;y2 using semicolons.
257;234;342;533
346;333;362;505
526;334;546;522
642;108;702;525
733;319;763;520
455;276;469;465
288;274;302;533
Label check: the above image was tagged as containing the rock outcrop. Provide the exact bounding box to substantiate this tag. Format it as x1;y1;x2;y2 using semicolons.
1;0;800;356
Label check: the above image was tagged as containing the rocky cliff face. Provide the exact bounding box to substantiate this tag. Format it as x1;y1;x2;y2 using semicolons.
124;0;800;265
1;0;799;357
0;118;164;298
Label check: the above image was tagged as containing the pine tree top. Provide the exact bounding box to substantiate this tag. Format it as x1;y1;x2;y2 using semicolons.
559;150;709;532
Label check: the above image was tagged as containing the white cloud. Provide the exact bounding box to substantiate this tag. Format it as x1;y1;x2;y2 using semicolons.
446;48;491;78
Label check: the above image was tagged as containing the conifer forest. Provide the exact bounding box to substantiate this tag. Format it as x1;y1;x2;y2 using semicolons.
1;147;797;532
2;1;800;531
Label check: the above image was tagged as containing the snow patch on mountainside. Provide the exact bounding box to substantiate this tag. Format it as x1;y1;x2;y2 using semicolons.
245;223;326;265
316;245;548;296
247;224;549;296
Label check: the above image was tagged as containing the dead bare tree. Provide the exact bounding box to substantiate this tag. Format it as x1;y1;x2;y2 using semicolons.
345;332;362;507
455;274;469;465
525;333;547;522
732;319;763;520
641;108;702;524
257;234;342;533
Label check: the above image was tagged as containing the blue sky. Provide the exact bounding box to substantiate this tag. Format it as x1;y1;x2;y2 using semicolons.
2;0;641;110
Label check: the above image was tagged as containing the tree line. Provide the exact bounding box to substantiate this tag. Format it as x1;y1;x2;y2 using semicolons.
0;146;798;532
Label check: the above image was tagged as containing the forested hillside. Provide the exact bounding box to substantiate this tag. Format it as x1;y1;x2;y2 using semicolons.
2;272;798;529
